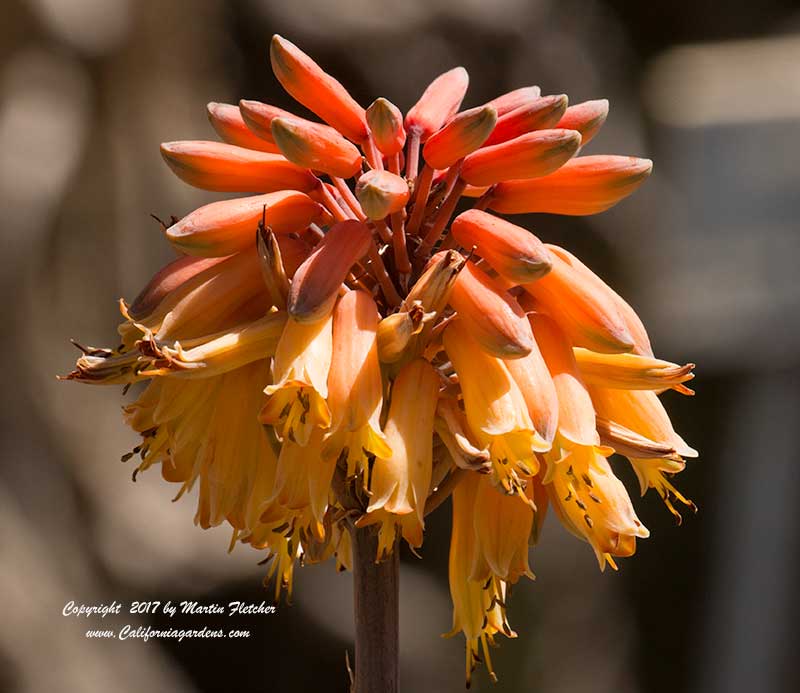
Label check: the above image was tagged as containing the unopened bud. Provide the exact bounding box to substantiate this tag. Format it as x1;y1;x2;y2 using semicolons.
376;304;433;363
461;129;582;186
354;170;409;220
160;141;316;192
206;102;279;153
366;98;406;156
448;261;535;358
288;220;372;322
485;86;541;116
451;209;552;283
166;190;322;256
423;105;497;170
405;249;465;314
489;155;653;215
405;67;469;142
482;94;568;147
270;34;368;142
271;116;362;179
555;99;609;147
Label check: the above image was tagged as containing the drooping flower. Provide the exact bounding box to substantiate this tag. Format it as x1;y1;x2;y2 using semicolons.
63;35;695;686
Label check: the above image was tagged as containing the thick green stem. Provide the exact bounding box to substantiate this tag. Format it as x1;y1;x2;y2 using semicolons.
350;524;399;693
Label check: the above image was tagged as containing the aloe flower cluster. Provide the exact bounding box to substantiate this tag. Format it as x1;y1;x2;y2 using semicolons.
66;35;697;684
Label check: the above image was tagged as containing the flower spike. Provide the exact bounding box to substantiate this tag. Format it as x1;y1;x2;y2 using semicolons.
65;34;694;688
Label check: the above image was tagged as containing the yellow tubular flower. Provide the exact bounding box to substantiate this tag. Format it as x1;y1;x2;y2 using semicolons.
259;313;333;445
590;386;698;521
443;318;549;495
470;474;535;584
446;472;516;687
261;429;334;542
322;290;391;476
532;311;648;568
69;312;286;386
574;347;695;394
195;361;276;530
360;359;440;558
545;444;649;570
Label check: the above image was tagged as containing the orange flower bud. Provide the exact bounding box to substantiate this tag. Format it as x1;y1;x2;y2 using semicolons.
287;220;372;322
129;255;226;320
488;155;653;215
366;97;406;156
555;99;609;147
450;209;552;283
504;326;559;445
271;116;362;179
482;94;568;147
405;67;469;142
206;102;280;153
122;248;270;345
354;170;409;219
448;261;534;358
547;245;652;356
423;105;497;170
166;191;323;256
522;248;635;354
461;183;491;198
275;234;312;277
270;35;368;142
485;85;541;116
160;141;316;193
461;129;582;187
239;100;307;143
531;312;599;448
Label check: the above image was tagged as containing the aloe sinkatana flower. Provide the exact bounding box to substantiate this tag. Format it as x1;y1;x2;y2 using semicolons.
64;34;697;688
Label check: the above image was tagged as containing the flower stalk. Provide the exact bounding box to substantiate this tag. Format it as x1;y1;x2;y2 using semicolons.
350;524;400;693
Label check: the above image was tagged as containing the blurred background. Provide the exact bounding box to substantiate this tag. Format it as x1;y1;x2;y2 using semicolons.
1;0;798;691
